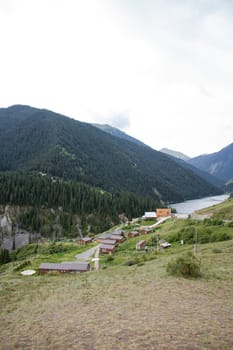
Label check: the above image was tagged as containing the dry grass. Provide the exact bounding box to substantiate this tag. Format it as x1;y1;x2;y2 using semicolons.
1;242;233;350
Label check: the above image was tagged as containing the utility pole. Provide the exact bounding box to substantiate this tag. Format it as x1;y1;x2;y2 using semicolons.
157;234;160;252
194;227;198;254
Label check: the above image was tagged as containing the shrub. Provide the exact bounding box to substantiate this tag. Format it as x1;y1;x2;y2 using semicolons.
106;255;114;262
212;248;222;254
182;227;196;243
210;232;231;242
39;242;67;255
167;252;201;278
0;248;11;264
14;260;31;271
11;244;37;261
124;259;137;266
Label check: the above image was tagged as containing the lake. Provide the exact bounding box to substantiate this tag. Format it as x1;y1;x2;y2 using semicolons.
170;194;229;215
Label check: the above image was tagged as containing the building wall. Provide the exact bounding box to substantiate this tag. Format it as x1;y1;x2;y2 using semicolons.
156;208;171;217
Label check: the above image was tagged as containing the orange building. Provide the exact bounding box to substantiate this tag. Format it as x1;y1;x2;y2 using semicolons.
156;208;171;218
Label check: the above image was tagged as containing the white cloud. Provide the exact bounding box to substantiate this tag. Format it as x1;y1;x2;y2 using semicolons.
0;0;233;156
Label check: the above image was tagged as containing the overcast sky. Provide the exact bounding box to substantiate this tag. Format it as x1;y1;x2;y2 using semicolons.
1;0;233;157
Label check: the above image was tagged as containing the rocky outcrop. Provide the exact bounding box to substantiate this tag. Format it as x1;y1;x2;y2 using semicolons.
0;205;13;234
0;205;40;251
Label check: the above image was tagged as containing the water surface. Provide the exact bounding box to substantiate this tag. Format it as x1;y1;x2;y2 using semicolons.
170;194;229;215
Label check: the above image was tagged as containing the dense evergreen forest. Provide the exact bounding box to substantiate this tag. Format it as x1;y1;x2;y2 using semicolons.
0;172;159;236
0;105;222;203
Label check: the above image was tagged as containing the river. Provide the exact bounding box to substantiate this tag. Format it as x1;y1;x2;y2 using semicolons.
170;194;229;215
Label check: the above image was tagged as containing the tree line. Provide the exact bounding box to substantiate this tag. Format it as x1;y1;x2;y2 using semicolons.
0;172;159;235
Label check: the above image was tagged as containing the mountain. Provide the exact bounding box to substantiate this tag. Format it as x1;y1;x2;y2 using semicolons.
93;124;147;147
188;143;233;183
164;156;224;189
0;105;222;203
160;148;191;161
94;125;223;189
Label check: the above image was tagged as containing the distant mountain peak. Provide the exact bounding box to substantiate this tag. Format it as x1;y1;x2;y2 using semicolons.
92;123;148;147
160;148;191;161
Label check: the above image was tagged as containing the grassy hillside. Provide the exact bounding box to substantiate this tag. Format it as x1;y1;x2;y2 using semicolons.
0;105;222;203
1;219;233;349
196;197;233;220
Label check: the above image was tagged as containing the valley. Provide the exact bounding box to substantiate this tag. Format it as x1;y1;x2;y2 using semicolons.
0;105;232;349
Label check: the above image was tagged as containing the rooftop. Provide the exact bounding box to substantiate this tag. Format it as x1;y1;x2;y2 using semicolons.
39;262;90;271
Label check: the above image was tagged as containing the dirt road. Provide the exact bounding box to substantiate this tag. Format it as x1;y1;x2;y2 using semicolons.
75;245;100;261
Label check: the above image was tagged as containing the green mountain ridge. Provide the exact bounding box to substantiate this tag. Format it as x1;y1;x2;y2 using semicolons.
188;143;233;183
92;124;224;190
0;105;222;203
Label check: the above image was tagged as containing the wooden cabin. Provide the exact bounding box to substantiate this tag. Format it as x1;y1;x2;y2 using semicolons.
78;237;93;245
38;262;90;274
140;227;152;235
96;234;112;243
127;230;139;238
99;244;116;255
111;230;125;237
102;239;117;246
109;234;125;243
156;208;171;218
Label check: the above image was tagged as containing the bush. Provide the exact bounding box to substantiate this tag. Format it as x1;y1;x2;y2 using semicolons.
212;248;222;254
106;255;114;262
0;248;11;264
210;232;231;242
167;252;201;278
14;260;31;271
39;242;67;255
11;244;38;261
124;259;137;266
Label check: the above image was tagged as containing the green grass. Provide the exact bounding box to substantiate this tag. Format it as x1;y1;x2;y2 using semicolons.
139;219;157;226
197;197;233;220
1;242;97;274
1;220;233;349
1;238;233;349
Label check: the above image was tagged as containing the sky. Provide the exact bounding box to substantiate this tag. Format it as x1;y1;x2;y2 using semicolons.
0;0;233;157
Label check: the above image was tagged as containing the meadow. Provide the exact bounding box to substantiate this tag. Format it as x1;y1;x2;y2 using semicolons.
1;218;233;349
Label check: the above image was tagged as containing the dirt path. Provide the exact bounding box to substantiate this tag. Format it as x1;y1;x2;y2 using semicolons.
75;245;100;261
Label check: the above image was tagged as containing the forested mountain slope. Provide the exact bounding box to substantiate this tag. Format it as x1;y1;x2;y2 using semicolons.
188;143;233;183
93;123;223;190
0;105;222;203
0;172;158;237
160;154;224;189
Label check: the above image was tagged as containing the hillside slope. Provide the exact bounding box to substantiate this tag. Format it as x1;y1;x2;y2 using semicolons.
93;123;147;147
159;152;224;189
160;148;190;161
196;197;233;220
188;143;233;183
94;124;223;189
0;105;222;203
